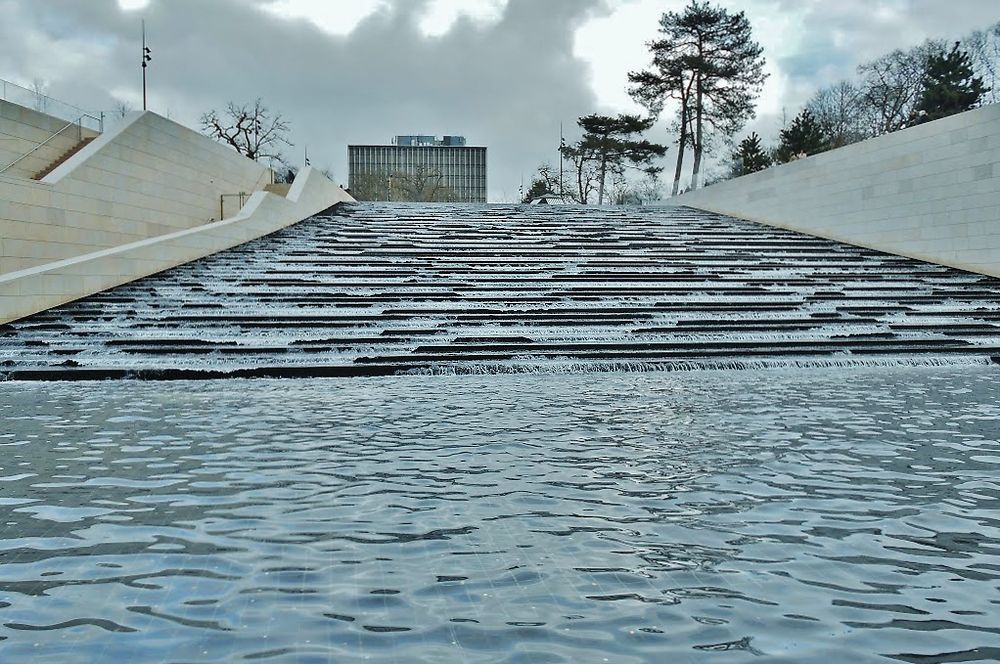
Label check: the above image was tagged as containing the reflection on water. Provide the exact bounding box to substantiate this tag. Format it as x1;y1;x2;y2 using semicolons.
1;367;999;662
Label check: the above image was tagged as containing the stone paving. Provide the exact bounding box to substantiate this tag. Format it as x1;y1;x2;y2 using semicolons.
2;203;1000;379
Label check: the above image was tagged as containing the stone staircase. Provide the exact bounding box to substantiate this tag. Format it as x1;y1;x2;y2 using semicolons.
33;136;95;180
2;202;1000;380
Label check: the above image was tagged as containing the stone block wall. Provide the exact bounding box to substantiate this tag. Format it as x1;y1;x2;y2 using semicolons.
1;109;271;274
672;103;1000;277
0;166;354;324
0;103;353;323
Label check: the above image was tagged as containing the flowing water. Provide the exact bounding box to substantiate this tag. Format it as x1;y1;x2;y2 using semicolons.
1;366;999;662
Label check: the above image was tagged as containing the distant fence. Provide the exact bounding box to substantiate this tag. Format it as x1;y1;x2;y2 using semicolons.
0;78;104;133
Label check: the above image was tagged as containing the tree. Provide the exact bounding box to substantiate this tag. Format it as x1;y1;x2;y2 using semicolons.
913;42;989;124
857;40;944;135
522;177;549;203
351;166;457;202
556;146;602;204
275;166;297;184
525;163;564;199
31;78;48;112
390;165;457;202
349;172;387;201
805;81;871;148
632;171;664;203
961;21;1000;104
775;110;828;163
629;1;766;194
629;56;693;198
563;114;666;205
112;101;135;119
731;132;771;176
200;99;292;161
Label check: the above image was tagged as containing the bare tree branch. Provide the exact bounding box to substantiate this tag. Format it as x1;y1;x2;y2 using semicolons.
200;98;292;162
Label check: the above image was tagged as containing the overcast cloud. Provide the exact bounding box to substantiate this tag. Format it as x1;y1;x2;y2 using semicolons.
1;0;996;200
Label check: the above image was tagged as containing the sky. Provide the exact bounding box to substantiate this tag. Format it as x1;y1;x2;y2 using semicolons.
1;0;996;201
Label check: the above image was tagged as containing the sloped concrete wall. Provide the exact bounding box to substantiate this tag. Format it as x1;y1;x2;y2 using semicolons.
0;100;100;180
1;109;270;274
673;103;1000;277
0;166;354;324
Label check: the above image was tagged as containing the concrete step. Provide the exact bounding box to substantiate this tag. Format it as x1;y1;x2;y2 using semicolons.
33;136;95;180
3;202;1000;378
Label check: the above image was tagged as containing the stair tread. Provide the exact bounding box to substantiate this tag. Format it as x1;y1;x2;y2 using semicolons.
33;136;96;180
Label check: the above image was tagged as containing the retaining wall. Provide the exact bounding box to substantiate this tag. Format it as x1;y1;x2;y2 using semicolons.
0;166;354;324
672;103;1000;277
0;103;354;324
1;109;270;274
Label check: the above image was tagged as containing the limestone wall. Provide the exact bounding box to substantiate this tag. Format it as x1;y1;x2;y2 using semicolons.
0;103;354;323
0;100;100;180
672;103;1000;277
0;166;355;324
1;109;271;274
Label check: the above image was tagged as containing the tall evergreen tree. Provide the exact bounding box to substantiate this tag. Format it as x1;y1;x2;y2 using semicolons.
732;132;771;176
628;1;766;195
561;114;666;205
913;42;989;123
775;110;828;163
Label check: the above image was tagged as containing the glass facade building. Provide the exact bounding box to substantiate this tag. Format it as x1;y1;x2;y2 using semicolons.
348;137;487;203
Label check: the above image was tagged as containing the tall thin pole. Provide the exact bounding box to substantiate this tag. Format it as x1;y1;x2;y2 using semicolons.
559;122;564;198
141;20;151;110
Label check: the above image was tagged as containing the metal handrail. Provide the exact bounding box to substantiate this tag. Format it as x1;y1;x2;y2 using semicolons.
0;116;89;175
79;112;104;133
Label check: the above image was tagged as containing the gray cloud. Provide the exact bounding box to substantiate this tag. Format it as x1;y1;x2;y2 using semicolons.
2;0;996;198
767;0;998;94
4;0;609;201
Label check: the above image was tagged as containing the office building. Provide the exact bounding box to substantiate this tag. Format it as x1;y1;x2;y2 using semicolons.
348;136;486;203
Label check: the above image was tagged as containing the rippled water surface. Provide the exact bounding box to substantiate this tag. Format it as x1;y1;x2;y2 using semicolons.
1;367;999;662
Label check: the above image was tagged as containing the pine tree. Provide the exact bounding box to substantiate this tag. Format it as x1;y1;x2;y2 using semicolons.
733;132;771;175
776;110;828;163
562;114;667;205
629;1;766;194
522;178;549;203
913;42;989;123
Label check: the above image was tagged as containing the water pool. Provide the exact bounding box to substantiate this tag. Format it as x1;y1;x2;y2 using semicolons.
1;366;998;662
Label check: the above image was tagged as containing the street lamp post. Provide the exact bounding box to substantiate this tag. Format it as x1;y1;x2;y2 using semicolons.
141;20;152;110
